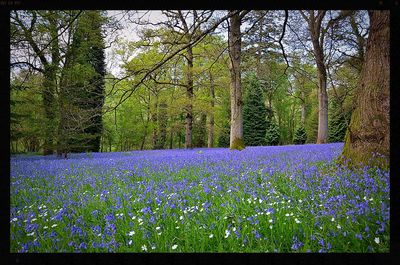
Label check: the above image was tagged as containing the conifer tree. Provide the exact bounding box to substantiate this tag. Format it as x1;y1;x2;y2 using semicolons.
243;74;268;146
293;125;307;144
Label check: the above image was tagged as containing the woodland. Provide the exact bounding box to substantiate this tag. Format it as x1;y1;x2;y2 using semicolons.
10;10;389;167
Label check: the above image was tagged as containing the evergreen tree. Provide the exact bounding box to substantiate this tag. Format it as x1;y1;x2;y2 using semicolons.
243;73;267;146
328;97;351;143
218;122;230;147
293;125;307;144
265;121;280;145
63;11;106;153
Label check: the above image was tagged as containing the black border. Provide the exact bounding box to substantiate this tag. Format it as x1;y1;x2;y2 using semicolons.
1;0;399;265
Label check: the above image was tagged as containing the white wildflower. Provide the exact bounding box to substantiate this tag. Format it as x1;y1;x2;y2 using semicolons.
43;226;48;229
331;217;335;222
128;231;135;236
156;227;160;230
224;229;230;238
128;240;132;245
179;216;183;220
374;237;380;244
266;211;271;215
157;232;162;235
98;233;102;236
151;246;156;250
141;245;148;251
269;225;273;229
172;244;178;250
31;218;37;222
269;219;273;223
233;227;236;232
27;232;35;236
176;226;180;229
337;224;341;229
51;224;58;228
295;218;301;224
209;234;214;238
285;213;290;217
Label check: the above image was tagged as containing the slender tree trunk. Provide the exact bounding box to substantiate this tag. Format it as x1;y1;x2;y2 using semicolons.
208;73;215;148
169;129;173;149
152;96;158;149
309;16;328;144
158;101;167;149
340;10;389;168
228;11;245;150
140;103;151;150
185;46;194;149
301;91;306;124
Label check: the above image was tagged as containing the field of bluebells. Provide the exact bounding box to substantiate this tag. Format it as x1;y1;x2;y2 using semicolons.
10;143;390;253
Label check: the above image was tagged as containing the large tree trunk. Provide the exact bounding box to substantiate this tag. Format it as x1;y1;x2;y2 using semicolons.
207;73;215;148
340;10;389;168
228;11;245;150
42;67;57;155
185;46;194;149
43;12;60;155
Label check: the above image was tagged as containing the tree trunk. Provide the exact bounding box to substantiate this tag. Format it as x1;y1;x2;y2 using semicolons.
169;129;173;149
316;69;328;144
301;91;306;124
228;11;245;150
340;10;389;168
152;96;158;149
140;112;150;151
42;66;57;155
158;101;167;149
185;46;194;149
208;73;215;148
308;11;328;144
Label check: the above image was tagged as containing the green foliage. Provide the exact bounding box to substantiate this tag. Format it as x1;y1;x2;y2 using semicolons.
65;10;106;153
293;125;307;144
218;122;230;148
265;121;280;146
243;73;267;146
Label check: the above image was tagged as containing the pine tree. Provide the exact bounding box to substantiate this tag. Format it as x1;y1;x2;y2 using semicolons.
293;125;307;144
218;122;230;147
328;97;350;143
265;121;280;146
243;73;267;146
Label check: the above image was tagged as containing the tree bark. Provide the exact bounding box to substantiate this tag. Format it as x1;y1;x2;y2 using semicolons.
207;72;215;148
307;10;329;144
228;11;245;150
185;45;194;149
152;96;158;149
301;91;306;124
340;10;389;168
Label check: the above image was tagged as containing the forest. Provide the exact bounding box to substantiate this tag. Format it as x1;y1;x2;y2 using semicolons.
10;10;389;253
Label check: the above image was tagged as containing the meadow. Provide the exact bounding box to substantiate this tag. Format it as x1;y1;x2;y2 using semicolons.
10;143;390;253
